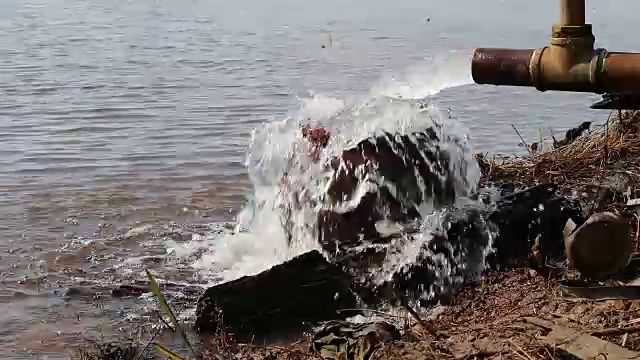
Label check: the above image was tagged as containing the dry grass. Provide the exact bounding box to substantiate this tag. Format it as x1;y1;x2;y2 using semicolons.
476;111;640;187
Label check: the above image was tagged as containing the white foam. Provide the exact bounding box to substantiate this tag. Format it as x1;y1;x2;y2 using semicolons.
371;49;474;100
177;50;482;292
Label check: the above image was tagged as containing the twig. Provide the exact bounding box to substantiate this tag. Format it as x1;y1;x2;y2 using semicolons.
549;126;559;147
539;127;544;147
534;337;555;360
592;325;640;337
508;339;535;360
634;213;640;253
550;312;580;324
155;310;176;332
399;296;436;335
238;343;305;354
512;124;533;156
134;326;164;360
455;350;497;360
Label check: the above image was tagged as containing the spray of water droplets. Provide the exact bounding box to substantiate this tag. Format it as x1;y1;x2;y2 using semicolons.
171;50;494;303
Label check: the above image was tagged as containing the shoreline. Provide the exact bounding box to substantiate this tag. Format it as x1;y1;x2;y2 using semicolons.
75;112;640;360
74;268;640;359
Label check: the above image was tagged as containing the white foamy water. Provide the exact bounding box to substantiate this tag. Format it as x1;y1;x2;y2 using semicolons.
168;50;489;297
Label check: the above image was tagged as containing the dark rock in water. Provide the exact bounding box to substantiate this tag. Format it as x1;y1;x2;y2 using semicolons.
348;205;494;306
61;286;96;299
194;250;358;338
193;185;584;333
339;183;584;306
487;183;584;269
325;128;459;209
111;284;150;298
109;281;202;299
318;128;475;255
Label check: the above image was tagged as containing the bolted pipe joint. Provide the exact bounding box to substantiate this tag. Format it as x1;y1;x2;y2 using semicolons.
471;0;640;96
472;23;605;94
529;23;599;93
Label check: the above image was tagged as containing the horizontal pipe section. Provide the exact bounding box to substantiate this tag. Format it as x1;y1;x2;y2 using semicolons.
471;48;534;87
471;47;640;95
602;52;640;95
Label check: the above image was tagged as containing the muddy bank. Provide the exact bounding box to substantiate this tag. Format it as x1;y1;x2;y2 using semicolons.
76;112;640;360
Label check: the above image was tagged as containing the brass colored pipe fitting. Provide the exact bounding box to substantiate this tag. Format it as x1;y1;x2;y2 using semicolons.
470;0;640;96
529;23;598;93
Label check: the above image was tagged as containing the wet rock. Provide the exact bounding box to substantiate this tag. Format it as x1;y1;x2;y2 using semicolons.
487;183;584;269
199;181;583;330
111;284;150;298
339;183;584;305
554;121;591;148
110;281;202;299
349;205;494;306
325;128;461;209
194;250;358;338
61;286;94;298
318;128;475;254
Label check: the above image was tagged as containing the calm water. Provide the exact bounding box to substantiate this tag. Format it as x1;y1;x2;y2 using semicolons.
0;0;637;357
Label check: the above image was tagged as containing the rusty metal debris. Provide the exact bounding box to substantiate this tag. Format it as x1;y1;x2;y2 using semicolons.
564;212;632;279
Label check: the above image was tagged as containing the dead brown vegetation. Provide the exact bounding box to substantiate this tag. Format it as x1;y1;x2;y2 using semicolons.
476;111;640;189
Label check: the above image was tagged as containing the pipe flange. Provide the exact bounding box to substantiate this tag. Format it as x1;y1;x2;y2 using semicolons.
530;47;547;92
550;24;595;47
590;48;608;94
550;36;595;47
551;24;594;38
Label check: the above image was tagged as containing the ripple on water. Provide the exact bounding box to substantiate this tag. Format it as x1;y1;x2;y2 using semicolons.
0;0;618;356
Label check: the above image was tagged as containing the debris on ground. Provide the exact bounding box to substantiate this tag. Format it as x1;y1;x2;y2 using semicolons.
311;320;401;360
197;113;640;359
200;269;640;359
79;111;640;360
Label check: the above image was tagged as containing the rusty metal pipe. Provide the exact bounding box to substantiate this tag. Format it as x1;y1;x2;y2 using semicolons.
471;48;534;87
471;0;640;96
602;53;640;94
560;0;585;25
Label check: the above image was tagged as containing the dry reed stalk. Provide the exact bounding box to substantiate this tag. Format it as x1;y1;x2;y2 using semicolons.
480;116;640;185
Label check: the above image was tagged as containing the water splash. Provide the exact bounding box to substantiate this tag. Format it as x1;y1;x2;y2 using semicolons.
176;50;489;299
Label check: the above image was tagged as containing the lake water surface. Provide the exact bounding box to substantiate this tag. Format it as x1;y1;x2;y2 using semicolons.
0;0;636;357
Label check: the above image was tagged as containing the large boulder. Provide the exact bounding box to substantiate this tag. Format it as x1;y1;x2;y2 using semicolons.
194;250;358;338
317;127;477;255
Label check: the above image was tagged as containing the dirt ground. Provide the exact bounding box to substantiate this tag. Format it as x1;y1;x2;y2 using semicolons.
199;267;640;360
375;269;640;359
